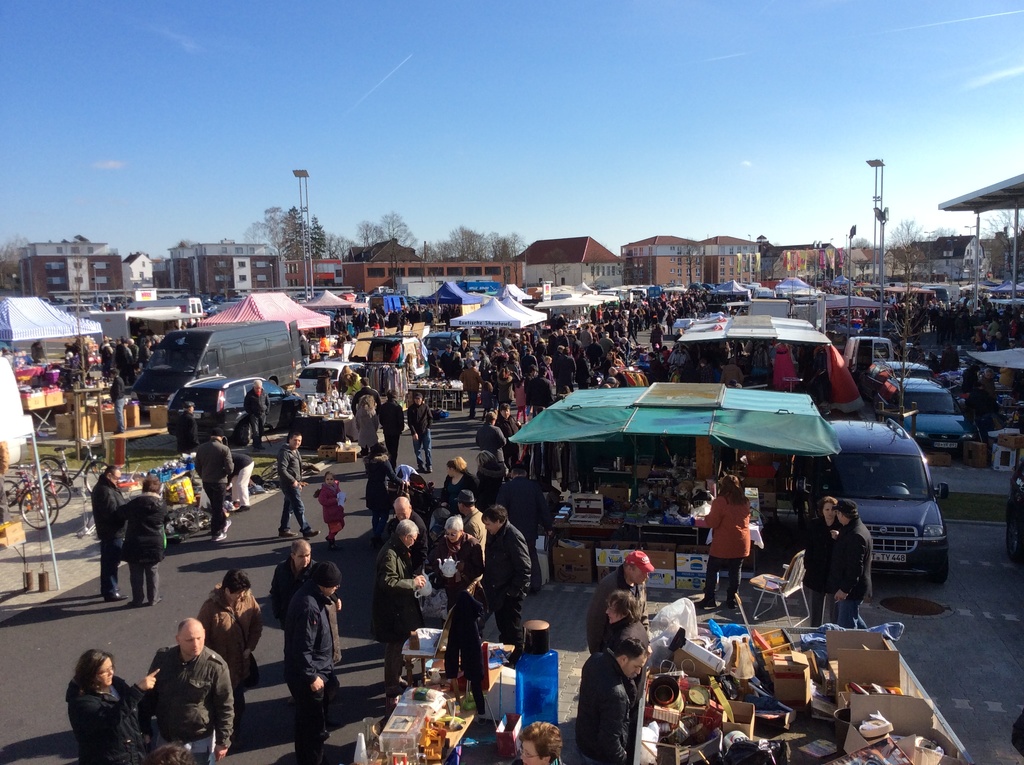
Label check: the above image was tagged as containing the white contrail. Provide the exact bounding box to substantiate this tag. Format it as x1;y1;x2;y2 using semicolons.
347;54;414;113
881;9;1024;35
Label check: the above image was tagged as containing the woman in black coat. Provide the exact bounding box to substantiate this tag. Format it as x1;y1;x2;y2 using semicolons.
365;442;402;548
66;648;158;765
119;475;169;607
802;496;839;627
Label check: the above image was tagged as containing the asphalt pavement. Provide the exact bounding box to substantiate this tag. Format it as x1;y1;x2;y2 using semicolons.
2;402;1023;764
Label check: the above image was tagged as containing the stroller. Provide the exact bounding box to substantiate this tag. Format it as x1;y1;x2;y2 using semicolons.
388;465;440;539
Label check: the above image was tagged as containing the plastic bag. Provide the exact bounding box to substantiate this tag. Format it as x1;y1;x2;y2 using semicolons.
650;597;699;640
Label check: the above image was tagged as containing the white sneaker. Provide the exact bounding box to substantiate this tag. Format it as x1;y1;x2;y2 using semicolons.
224;520;232;532
213;532;228;542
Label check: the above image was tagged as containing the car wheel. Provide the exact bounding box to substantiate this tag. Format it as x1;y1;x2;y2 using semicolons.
1006;502;1024;563
927;556;949;584
233;419;251;447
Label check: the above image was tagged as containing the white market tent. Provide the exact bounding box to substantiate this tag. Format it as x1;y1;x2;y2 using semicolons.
0;297;103;341
0;357;60;586
969;348;1024;369
534;295;595;311
449;298;542;328
576;282;597;293
497;296;548;325
673;314;831;345
823;294;885;310
713;280;751;298
304;290;360;309
774;277;817;296
498;284;531;302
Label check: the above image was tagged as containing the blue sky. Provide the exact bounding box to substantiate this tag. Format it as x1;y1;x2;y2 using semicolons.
2;1;1023;261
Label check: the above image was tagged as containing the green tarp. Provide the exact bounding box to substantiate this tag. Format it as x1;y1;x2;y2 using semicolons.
510;383;840;456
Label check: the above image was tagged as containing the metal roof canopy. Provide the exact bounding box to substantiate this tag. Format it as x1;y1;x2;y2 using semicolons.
939;172;1024;213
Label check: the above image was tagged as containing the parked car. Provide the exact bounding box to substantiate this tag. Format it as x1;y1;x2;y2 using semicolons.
860;361;934;401
166;376;302;446
294;360;365;394
423;331;460;354
893;378;977;454
797;419;950;583
1006;458;1024;562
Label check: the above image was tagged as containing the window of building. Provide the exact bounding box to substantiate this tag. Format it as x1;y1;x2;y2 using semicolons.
94;276;108;284
368;267;386;277
257;274;267;282
221;247;228;254
46;276;65;285
238;274;247;282
93;262;107;269
466;266;482;276
235;247;243;255
484;266;501;275
218;260;228;267
237;260;246;268
45;262;63;270
388;268;406;277
446;267;464;276
428;267;445;276
56;247;63;254
249;247;255;254
87;247;94;254
215;274;229;282
71;246;80;254
408;268;425;277
254;261;268;268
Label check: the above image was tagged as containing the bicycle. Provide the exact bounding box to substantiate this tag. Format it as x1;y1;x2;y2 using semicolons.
6;469;70;530
38;438;123;496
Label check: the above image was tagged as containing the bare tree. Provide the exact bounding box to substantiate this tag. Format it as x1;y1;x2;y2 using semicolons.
0;235;27;293
885;219;929;411
379;212;416;249
244;207;285;257
356;220;383;249
447;226;486;261
325;233;355;260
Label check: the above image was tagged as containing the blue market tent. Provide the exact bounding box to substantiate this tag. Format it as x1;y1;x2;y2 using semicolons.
0;297;103;341
418;282;485;305
510;382;840;456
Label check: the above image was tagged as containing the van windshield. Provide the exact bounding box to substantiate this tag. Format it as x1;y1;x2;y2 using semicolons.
148;339;204;373
826;454;931;500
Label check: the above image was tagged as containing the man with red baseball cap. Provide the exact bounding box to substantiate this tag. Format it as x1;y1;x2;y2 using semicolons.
585;550;653;654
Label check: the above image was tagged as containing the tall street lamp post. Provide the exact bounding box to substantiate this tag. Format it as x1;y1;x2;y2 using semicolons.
867;159;885;336
293;170;312;300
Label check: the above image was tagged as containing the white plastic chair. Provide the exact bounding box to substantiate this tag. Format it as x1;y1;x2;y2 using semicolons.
749;549;809;625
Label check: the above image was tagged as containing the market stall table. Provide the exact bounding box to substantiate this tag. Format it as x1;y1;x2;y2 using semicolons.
290;414;357;450
409;384;464;412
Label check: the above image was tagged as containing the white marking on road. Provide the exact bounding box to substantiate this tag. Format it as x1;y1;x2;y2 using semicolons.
952;699;972;709
982;612;994;619
956;608;972;617
986;701;1006;713
1004;614;1020;621
980;560;993;567
958;560;971;565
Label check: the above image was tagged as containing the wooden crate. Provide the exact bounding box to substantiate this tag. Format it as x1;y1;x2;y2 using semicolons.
149;405;169;429
335;446;360;464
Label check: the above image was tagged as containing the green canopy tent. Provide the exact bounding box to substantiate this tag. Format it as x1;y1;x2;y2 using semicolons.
510;383;840;457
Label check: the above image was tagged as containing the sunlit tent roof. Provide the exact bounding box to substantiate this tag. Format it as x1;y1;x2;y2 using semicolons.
449;298;542;328
0;297;103;341
510;382;840;456
200;292;330;330
672;315;831;346
499;284;530;301
968;348;1024;369
939;172;1024;214
305;290;359;308
419;282;485;305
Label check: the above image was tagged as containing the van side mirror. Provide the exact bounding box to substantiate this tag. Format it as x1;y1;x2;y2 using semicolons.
935;482;949;500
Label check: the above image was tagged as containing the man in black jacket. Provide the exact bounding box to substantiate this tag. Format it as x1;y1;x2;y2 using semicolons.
827;499;872;629
576;637;647;765
92;465;127;601
378;389;405;468
525;368;554;415
384;496;427;572
243;380;270;451
109;372;128;434
481;504;531;666
270;539;313;623
195;429;233;542
175;401;200;454
406;391;433;473
284;562;340;765
496;466;551;594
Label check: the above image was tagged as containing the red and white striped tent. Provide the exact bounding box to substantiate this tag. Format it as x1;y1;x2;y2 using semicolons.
200;292;330;330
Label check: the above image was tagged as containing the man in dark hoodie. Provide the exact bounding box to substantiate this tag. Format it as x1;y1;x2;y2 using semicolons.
92;465;127;602
827;499;872;629
378;389;405;468
576;637;647;765
406;391;433;473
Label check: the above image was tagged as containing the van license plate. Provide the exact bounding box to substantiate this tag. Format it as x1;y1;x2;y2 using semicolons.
872;552;907;563
934;442;957;449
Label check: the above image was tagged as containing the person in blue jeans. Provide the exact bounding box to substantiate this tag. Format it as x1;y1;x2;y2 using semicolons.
277;433;319;540
827;499;872;629
406;391;433;473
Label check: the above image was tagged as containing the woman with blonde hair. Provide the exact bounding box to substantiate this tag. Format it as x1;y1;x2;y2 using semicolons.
695;474;751;610
338;365;362;397
355;393;380;457
441;456;478;509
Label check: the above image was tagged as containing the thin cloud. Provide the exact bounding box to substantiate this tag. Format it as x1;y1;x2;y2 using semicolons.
965;63;1024;90
148;24;200;53
741;160;753;168
346;54;414;114
92;160;126;170
881;9;1024;35
701;52;750;63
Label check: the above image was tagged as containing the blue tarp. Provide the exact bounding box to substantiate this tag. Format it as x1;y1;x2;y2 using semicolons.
418;282;485;305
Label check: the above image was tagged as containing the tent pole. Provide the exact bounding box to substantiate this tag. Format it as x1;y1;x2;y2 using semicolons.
31;431;61;590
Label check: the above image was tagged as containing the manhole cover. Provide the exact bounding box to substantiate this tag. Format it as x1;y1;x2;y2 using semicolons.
879;596;947;616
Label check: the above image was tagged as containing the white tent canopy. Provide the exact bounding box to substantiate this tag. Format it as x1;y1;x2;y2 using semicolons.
499;284;530;302
497;296;548;325
0;297;103;341
576;282;597;293
534;295;595;311
823;294;885;310
775;277;817;296
304;290;359;308
449;298;543;328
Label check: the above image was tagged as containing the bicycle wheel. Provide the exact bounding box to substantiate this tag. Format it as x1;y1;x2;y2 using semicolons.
43;476;73;510
83;460;107;493
37;456;66;481
19;487;61;529
4;478;18;506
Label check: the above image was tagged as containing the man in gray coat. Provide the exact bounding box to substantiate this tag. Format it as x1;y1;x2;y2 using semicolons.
195;428;233;542
584;551;653;655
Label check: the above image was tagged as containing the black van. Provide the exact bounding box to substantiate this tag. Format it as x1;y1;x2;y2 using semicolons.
132;321;301;405
796;419;950;583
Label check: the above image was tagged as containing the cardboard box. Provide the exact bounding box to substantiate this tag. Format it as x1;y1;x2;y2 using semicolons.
495;713;522;758
317;444;337;460
552;542;593;584
149;405;169;429
596;484;631;504
45;390;65;408
843;695;950;756
772;652;812;708
963;440;988;468
722;700;756;739
635;457;654;479
124;403;140;428
335;446;360;464
676;552;709;574
927;452;952;467
0;521;26;547
654;730;721;765
55;412;74;439
675;574;707;591
484;666;517;722
998;432;1024;449
595;543;635;567
647;570;676;589
826;630;901;698
992;444;1018;471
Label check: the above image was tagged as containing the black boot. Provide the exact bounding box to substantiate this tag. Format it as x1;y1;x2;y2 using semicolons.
696;596;718;609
